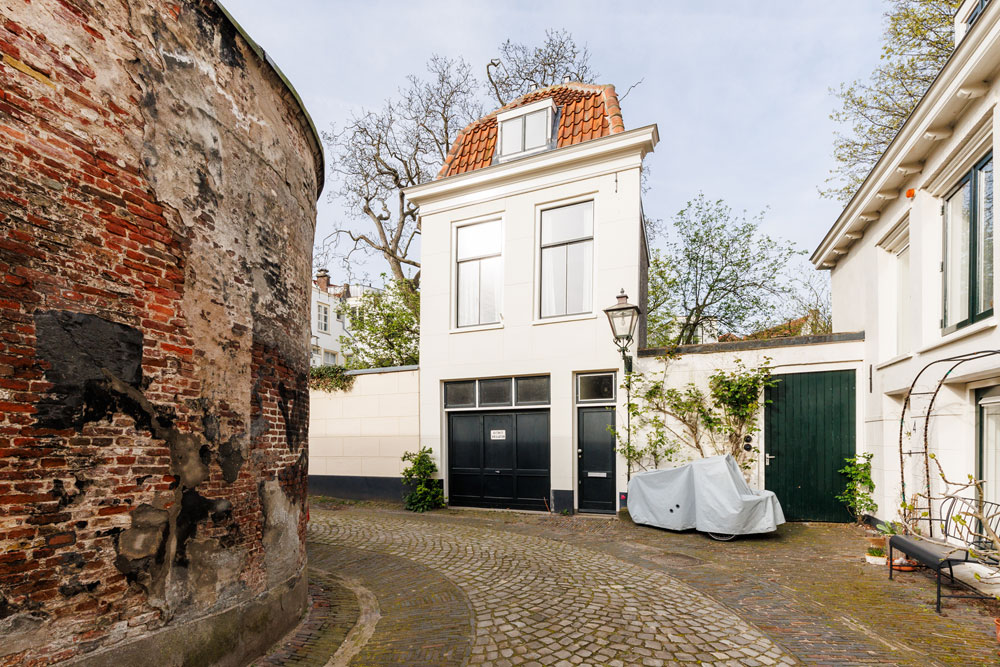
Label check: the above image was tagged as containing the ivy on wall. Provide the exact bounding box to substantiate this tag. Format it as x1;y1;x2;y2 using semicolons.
308;365;356;393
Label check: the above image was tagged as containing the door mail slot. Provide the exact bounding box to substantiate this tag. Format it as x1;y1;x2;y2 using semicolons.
587;471;607;478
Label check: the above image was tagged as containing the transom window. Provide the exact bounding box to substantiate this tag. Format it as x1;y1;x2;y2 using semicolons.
317;303;330;333
541;201;594;318
456;220;502;327
577;372;616;403
943;153;993;331
444;376;550;410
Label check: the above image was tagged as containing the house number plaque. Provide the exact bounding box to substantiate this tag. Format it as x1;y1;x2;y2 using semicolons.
490;430;506;440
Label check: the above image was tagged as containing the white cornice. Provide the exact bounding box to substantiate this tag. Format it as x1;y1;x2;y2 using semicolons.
812;1;1000;267
404;125;659;206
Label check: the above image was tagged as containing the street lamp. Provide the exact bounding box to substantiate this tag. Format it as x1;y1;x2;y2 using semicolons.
603;289;641;373
604;290;642;485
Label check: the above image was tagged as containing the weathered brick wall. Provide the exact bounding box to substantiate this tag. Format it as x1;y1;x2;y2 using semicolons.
0;1;321;664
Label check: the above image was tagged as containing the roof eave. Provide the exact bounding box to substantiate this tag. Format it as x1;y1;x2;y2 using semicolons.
811;0;1000;268
405;124;659;206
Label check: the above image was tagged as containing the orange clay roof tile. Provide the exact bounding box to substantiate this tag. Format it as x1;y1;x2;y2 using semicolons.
436;82;625;179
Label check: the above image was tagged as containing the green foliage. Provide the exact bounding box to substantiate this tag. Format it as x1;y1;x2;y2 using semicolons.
836;453;878;523
708;359;777;468
308;365;356;393
867;545;886;557
613;358;775;476
401;447;445;512
824;0;960;201
647;194;803;346
877;520;902;535
340;277;419;369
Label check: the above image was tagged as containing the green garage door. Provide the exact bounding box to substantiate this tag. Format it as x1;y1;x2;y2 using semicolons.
764;370;856;522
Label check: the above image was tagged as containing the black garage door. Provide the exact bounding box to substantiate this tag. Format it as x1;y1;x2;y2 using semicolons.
448;410;550;511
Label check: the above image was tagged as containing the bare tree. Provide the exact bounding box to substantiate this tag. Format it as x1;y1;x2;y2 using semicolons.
320;32;600;288
319;56;480;288
485;29;598;106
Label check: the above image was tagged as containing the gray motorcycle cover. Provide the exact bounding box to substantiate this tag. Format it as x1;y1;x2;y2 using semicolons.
626;454;785;535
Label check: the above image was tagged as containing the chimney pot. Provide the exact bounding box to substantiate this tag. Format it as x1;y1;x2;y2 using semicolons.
315;268;330;292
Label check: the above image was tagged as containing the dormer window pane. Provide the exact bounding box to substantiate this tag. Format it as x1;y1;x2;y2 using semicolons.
501;117;522;156
524;110;547;150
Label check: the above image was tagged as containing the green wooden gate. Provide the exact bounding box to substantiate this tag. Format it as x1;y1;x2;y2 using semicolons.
764;370;856;522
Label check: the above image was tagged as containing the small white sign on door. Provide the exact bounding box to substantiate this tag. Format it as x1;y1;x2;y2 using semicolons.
490;429;506;440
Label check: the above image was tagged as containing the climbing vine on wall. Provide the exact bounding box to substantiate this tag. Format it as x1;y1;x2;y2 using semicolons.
308;365;356;393
614;357;776;476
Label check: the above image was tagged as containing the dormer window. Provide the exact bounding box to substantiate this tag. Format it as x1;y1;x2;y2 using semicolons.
497;99;554;161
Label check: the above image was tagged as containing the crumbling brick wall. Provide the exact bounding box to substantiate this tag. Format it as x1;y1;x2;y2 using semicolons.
0;1;321;664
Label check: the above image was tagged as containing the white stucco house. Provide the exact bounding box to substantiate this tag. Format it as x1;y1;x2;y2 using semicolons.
309;269;378;367
812;0;1000;522
399;82;657;513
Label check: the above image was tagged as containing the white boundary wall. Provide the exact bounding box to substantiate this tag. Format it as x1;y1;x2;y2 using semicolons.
309;367;420;479
635;335;865;492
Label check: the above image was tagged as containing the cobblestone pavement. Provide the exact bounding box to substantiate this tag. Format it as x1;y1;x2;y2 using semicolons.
262;501;1000;666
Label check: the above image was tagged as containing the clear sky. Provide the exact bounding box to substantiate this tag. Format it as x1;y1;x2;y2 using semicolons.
223;0;886;284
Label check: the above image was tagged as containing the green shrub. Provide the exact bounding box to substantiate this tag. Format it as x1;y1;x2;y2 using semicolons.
401;447;445;512
836;453;877;523
866;545;885;557
309;365;355;393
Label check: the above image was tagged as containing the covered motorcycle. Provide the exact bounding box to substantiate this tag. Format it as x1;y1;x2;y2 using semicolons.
626;454;785;538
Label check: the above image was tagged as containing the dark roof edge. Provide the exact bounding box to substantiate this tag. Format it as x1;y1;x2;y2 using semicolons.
346;365;419;376
638;331;865;357
211;0;325;199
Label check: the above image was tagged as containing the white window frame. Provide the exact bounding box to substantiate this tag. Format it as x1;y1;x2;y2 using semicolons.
451;214;504;332
317;302;330;333
537;197;596;321
322;350;338;366
496;98;555;161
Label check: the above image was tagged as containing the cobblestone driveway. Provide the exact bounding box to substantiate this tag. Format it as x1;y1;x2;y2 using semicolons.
262;501;1000;666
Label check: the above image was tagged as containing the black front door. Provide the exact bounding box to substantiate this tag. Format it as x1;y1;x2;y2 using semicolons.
578;406;615;513
448;410;550;511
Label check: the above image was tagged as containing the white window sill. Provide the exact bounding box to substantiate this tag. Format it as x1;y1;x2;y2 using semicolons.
533;312;597;326
918;318;997;354
875;352;913;371
450;322;503;334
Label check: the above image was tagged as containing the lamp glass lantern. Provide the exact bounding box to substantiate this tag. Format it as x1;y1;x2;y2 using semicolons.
603;289;641;349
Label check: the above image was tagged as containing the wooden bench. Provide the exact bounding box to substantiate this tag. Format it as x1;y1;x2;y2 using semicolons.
888;495;1000;613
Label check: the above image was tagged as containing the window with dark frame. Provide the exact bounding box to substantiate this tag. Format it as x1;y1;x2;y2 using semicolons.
444;376;550;409
540;201;594;318
969;0;991;26
456;220;502;328
943;153;993;332
577;372;616;403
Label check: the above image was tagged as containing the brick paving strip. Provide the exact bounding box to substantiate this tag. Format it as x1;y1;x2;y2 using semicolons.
262;502;1000;666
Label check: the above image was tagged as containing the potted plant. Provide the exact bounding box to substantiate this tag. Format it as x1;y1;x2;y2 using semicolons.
865;545;887;566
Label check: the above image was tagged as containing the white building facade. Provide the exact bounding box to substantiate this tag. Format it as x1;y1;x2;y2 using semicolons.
309;269;378;367
813;0;1000;520
405;83;658;513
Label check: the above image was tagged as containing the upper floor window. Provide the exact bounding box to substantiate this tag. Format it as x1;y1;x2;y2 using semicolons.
456;220;502;327
497;99;554;160
317;303;330;333
944;153;993;331
540;201;593;318
969;0;991;25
